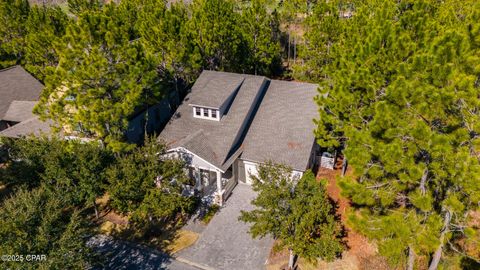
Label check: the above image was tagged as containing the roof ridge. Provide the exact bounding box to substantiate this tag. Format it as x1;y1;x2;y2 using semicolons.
202;69;268;80
269;78;318;86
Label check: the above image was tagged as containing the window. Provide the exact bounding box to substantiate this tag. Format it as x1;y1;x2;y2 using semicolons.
193;106;220;120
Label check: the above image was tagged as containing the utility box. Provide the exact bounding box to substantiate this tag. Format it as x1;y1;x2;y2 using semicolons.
320;152;335;170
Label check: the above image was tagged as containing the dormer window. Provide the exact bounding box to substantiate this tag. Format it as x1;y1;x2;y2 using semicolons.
192;106;220;121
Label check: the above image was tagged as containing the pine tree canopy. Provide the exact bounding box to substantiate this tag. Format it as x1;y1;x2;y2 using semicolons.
33;3;162;151
0;187;93;269
301;0;480;268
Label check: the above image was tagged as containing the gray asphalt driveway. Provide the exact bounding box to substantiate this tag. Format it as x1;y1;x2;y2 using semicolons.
177;184;274;270
88;235;199;270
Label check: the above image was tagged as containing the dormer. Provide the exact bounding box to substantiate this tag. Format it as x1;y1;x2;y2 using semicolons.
188;72;244;121
192;106;220;121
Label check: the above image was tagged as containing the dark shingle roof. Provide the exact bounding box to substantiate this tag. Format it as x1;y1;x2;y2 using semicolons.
159;71;267;171
0;66;43;120
241;80;318;171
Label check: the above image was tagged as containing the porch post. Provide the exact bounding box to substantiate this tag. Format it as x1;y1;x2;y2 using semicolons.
216;170;223;205
195;166;201;190
216;170;222;192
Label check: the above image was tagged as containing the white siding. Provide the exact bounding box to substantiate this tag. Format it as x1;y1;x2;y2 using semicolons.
242;160;304;185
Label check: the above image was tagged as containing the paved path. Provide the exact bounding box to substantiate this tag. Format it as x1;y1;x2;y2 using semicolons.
88;235;200;270
177;184;274;270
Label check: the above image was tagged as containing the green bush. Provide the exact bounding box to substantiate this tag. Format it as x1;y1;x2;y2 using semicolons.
202;204;220;224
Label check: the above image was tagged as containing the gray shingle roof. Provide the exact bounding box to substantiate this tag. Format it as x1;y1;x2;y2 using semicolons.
0;117;53;138
159;70;319;172
3;101;37;122
0;66;43;120
158;71;267;171
241;80;318;171
187;71;245;108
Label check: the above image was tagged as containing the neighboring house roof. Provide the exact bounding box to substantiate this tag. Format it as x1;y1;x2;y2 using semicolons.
0;66;43;120
159;71;267;171
0;117;53;138
159;70;319;172
0;66;53;138
3;101;37;122
241;80;318;171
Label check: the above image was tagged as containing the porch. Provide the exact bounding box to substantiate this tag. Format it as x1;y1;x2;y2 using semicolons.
187;165;237;206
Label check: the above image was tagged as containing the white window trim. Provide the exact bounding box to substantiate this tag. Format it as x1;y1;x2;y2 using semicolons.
192;106;220;121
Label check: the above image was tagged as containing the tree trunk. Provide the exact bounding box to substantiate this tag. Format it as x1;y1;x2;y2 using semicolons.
287;33;291;62
407;246;415;270
288;249;296;270
93;200;99;219
428;211;451;270
419;168;428;195
341;157;348;176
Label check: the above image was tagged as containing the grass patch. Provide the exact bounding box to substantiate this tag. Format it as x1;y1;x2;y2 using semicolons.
99;220;127;235
166;230;199;254
95;193;110;208
201;204;220;224
150;229;199;254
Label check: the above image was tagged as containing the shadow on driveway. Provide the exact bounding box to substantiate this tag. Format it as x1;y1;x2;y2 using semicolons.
88;235;199;270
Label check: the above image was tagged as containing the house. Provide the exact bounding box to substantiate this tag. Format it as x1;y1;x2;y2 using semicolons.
0;66;52;137
158;71;320;205
0;66;177;142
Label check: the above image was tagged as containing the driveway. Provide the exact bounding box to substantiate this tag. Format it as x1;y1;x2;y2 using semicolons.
177;184;274;270
88;235;199;270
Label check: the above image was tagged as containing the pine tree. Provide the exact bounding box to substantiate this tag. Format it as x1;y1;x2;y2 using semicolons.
0;187;94;269
302;0;480;268
34;3;162;151
240;162;343;269
241;0;282;76
23;5;69;81
0;0;30;68
134;0;196;91
187;0;248;72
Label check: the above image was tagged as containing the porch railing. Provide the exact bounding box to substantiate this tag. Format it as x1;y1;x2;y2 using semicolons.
222;176;237;201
